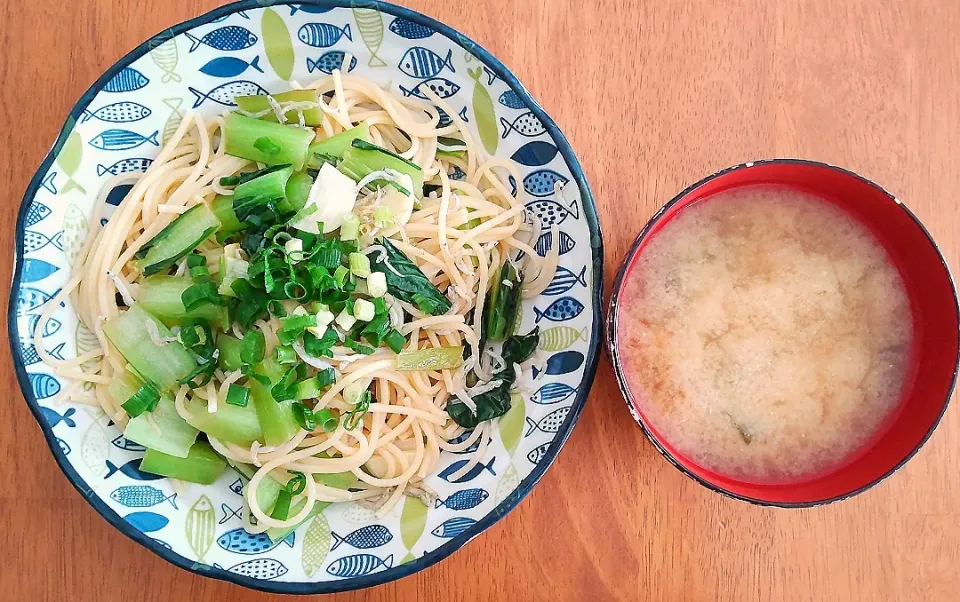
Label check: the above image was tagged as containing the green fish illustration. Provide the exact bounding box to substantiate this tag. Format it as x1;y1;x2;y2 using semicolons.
57;130;86;195
75;320;100;392
400;496;427;559
494;462;520;504
149;32;181;83
469;68;498;155
161;98;184;145
499;392;525;455
539;326;589;352
352;2;386;67
81;419;110;478
340;502;378;524
302;513;332;577
185;494;216;561
62;203;87;269
262;8;294;80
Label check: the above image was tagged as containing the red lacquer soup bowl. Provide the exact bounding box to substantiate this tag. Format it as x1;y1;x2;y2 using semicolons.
606;159;959;506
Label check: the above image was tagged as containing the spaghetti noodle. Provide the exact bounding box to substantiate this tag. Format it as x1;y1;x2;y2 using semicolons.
35;72;558;530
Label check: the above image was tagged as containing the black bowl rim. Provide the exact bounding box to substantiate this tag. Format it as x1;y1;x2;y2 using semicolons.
8;0;604;594
605;158;959;508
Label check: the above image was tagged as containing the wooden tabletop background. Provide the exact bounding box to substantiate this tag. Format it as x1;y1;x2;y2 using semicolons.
3;1;959;600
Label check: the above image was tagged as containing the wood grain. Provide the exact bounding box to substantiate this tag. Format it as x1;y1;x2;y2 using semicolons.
2;1;959;600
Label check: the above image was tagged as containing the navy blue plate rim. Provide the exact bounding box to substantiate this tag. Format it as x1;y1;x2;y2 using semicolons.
8;0;603;595
605;158;958;509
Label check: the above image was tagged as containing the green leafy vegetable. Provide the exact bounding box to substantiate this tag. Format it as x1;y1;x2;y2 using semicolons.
368;237;451;315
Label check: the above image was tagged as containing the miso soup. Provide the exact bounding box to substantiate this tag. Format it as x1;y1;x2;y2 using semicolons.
617;186;914;483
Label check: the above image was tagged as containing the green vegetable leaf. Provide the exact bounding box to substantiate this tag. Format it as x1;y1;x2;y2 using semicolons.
368;237;451;315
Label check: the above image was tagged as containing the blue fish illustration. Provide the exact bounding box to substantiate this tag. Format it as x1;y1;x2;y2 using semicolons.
326;553;393;578
531;382;579;405
543;266;588;296
57;437;71;455
217;558;288;580
389;17;434;40
41;406;75;428
511;141;559;167
219;503;241;524
435;105;453;128
229;477;244;496
484;65;500;85
89;129;159;151
290;4;334;14
399;77;461;100
435;488;489;510
21;314;62;339
17;287;55;315
111;486;178;509
509;175;518;196
297;22;352;48
533;351;584;378
81;101;152;124
105;459;163;481
527;443;550;464
523;170;570;197
431;517;477;538
199;55;264;78
399;47;454;79
186;26;258;52
21;259;59;283
24;230;64;253
103;67;149;93
526;199;579;229
40;172;57;194
25;202;51;228
449;165;466;181
330;525;393;550
501;111;546;139
29;373;61;399
111;434;147;452
499;90;526;110
306;51;358;74
97;157;153;176
105;183;134;207
125;511;169;533
534;296;585;323
438;458;497;484
534;229;576;257
20;341;65;365
525;406;572;436
217;527;295;554
188;80;268;109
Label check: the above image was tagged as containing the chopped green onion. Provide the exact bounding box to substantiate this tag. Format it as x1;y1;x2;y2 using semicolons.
286;471;307;495
339;213;360;241
315;408;338;432
292;402;317;431
343;390;372;430
181;281;221;312
241;330;266;365
354;298;375;322
225;384;250;407
280;313;317;333
333;265;350;288
312;247;342;269
335;308;357;331
303;329;337;358
349;252;371;278
383;329;407;353
275;345;297;365
373;206;394;229
344;339;375;355
367;272;387;298
122;382;161;418
271;489;293;520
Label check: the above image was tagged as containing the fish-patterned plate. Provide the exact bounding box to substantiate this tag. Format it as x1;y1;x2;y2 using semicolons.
9;0;602;594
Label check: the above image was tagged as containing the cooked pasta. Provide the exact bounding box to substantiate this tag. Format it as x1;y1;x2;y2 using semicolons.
35;71;557;530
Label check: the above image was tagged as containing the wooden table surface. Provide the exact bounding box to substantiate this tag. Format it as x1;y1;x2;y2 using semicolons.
3;1;959;600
